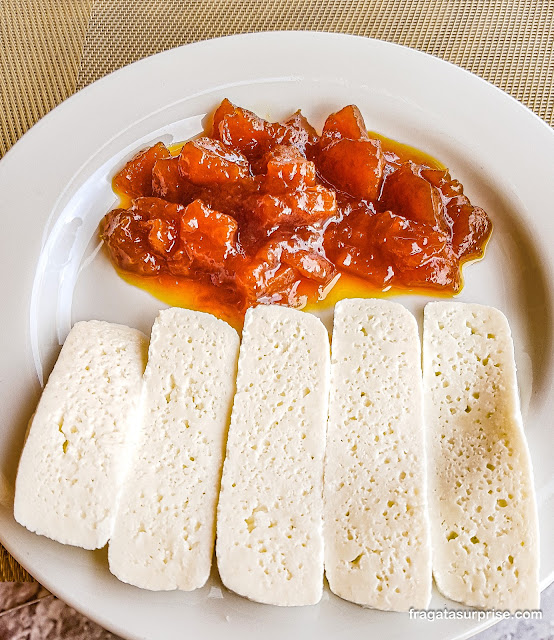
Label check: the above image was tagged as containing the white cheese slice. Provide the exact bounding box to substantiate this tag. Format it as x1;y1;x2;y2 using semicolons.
108;308;239;591
324;299;432;610
216;305;330;606
424;302;540;611
14;321;148;549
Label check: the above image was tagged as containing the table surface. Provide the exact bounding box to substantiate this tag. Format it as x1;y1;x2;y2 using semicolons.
1;0;552;637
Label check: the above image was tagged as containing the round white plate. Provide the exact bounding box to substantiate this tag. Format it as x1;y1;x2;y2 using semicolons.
0;32;552;640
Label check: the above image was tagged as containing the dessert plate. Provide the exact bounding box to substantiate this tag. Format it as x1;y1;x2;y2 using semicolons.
0;32;552;640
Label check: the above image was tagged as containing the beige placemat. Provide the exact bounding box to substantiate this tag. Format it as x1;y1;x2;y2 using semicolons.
0;0;94;157
0;551;33;583
1;0;552;582
0;0;92;579
77;0;554;124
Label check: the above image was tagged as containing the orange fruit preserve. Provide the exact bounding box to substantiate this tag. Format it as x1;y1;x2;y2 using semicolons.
100;100;492;329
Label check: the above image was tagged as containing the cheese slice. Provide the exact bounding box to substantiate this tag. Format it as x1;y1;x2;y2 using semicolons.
216;305;330;606
424;302;540;611
324;299;432;610
108;308;239;591
14;320;148;549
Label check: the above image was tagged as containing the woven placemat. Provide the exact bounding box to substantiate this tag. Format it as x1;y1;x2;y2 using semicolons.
77;0;554;125
0;0;92;579
1;0;552;583
0;551;33;583
0;0;93;157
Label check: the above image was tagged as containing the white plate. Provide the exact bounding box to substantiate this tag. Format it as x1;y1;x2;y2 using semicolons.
0;32;552;640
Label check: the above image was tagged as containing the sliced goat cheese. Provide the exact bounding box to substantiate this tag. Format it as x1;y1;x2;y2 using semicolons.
216;305;330;606
14;321;148;549
324;299;432;610
108;308;239;591
424;302;540;611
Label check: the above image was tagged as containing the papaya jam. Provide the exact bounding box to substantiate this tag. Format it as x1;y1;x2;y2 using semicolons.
100;100;492;330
